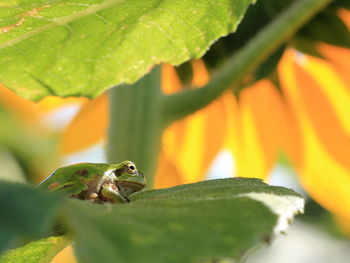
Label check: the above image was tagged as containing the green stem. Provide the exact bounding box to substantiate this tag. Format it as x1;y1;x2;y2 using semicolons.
107;66;163;187
162;0;333;124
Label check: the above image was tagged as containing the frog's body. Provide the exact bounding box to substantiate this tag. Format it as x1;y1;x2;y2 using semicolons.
38;161;145;203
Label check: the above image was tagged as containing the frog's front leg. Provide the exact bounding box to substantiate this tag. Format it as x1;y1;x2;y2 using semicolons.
100;183;128;203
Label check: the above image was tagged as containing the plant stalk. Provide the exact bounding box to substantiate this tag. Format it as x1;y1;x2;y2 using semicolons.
107;66;163;187
162;0;333;124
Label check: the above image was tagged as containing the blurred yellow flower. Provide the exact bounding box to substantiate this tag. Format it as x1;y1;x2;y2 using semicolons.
279;48;350;226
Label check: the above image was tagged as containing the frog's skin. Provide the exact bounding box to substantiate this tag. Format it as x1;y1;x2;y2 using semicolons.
38;161;146;203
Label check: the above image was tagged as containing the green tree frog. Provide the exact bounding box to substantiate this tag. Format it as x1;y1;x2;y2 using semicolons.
38;161;146;203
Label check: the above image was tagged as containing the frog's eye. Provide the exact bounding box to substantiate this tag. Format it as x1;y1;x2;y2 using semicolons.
126;162;137;174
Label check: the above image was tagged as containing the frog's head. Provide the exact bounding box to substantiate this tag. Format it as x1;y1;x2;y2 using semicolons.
112;161;146;197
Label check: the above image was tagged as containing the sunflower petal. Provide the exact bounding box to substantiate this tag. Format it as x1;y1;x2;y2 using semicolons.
230;80;302;179
36;96;88;112
59;94;108;154
156;62;229;187
317;43;350;89
338;8;350;29
0;84;39;123
161;64;183;95
154;151;184;188
234;87;270;179
279;49;350;220
295;53;350;170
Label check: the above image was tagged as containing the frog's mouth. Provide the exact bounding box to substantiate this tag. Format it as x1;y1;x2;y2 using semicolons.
115;180;145;191
115;180;145;197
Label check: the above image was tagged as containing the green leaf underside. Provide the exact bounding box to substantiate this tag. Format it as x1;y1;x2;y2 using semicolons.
0;236;68;263
69;196;276;263
0;0;255;101
0;181;61;253
0;178;303;263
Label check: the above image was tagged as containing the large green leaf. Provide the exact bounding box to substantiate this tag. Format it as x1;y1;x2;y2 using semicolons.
67;178;303;263
0;0;255;101
0;178;304;263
